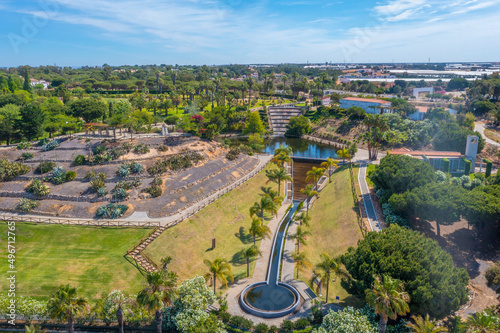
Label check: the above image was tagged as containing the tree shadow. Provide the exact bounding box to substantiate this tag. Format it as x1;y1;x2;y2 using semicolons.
235;226;253;244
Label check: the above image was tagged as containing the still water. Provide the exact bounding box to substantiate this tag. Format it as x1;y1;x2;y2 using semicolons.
263;137;340;159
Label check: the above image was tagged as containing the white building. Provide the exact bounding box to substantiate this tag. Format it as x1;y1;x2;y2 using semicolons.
339;97;392;114
413;87;434;98
321;97;331;106
30;79;50;89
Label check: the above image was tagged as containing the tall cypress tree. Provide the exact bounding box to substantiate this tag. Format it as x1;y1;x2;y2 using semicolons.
23;69;31;92
7;75;16;93
18;103;45;141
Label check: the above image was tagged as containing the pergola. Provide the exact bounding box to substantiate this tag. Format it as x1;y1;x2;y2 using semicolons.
84;123;124;138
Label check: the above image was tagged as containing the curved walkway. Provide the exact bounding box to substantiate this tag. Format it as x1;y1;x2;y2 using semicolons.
475;122;500;147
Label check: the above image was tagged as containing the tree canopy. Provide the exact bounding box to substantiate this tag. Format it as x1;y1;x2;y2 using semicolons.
68;98;107;123
285;115;311;138
341;225;469;319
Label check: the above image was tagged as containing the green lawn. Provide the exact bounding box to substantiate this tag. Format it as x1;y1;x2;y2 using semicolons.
365;164;376;187
0;223;151;299
144;165;278;290
297;166;364;307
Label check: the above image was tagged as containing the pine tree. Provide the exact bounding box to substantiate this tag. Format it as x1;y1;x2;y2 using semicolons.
18;104;45;141
23;69;32;92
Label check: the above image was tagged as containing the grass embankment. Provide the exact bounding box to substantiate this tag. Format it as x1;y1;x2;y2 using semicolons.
484;128;500;143
297;166;364;307
144;165;278;289
0;223;151;299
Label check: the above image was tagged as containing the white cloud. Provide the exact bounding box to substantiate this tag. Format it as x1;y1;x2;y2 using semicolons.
450;0;497;14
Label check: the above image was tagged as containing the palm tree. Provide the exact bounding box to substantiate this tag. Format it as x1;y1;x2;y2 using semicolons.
290;226;311;252
291;251;311;279
336;148;351;165
204;258;234;294
272;152;292;168
161;256;172;271
282;75;288;99
314;253;340;304
295;211;311;227
300;184;319;215
25;324;47;333
465;311;500;333
250;196;277;218
292;72;299;99
47;285;88;333
306;167;325;186
249;216;271;246
243;245;261;277
321;158;338;183
266;167;292;196
137;270;178;333
274;144;293;157
365;275;410;333
260;186;283;206
406;314;448;333
321;72;328;96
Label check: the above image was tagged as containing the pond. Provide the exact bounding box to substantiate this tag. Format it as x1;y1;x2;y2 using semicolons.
263;137;340;159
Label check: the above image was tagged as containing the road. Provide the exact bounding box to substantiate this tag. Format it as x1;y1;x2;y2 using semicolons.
475;122;500;147
358;163;381;232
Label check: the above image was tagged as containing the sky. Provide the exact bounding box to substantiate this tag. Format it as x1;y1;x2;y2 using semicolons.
0;0;500;67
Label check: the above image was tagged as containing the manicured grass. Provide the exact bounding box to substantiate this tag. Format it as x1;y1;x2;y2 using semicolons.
297;166;364;307
144;164;278;289
0;223;151;299
365;164;376;187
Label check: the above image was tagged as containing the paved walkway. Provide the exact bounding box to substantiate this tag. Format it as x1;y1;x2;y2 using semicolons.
475;122;500;147
358;163;381;232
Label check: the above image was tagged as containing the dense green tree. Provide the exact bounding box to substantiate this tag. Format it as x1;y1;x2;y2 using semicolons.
23;69;32;92
0;94;23;108
17;103;45;141
341;225;469;318
0;104;20;144
243;111;265;135
312;307;378;333
433;122;484;153
285;115;311;137
68;98;107;123
447;78;469;91
370;155;437;194
471;100;497;116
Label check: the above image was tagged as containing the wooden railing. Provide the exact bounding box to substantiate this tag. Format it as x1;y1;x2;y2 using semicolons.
0;214;160;227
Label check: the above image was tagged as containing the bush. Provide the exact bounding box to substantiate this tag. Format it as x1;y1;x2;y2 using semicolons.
436;170;447;183
38;138;49;146
19;152;33;161
65;171;77;182
95;204;128;219
255;323;269;333
280;320;294;332
226;147;240;161
269;326;279;333
26;178;51;196
16;142;31;150
35;161;57;174
147;152;204;175
219;312;231;323
294;318;310;330
97;186;108;197
17;198;40;212
152;177;163;186
484;159;493;178
146;185;162;197
73;155;86;166
158;145;169;152
41;139;60;152
117;164;131;177
112;188;129;201
90;177;105;192
0;159;30;181
485;261;500;287
133;143;150;154
45;166;67;185
229;316;252;330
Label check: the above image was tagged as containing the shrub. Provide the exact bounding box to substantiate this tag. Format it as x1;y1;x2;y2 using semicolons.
255;323;269;333
26;178;51;196
464;158;471;175
294;318;310;330
97;186;108;197
157;145;169;152
17;198;40;212
382;203;409;227
35;161;57;174
133;143;150;154
219;312;231;323
442;158;450;173
146;185;162;197
229;316;252;330
41;139;60;152
73;155;86;166
280;320;294;332
19;152;33;161
117;164;131;177
269;326;279;333
226;147;240;161
152;177;163;186
45;166;67;185
122;142;133;152
484;158;493;178
93;145;106;155
436;170;448;183
65;171;77;182
38;138;49;146
112;188;129;201
95;204;128;219
0;159;30;181
16;142;31;150
147;152;204;175
485;261;500;287
90;178;105;192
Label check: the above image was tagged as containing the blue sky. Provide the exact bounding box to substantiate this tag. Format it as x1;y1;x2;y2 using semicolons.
1;0;499;66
